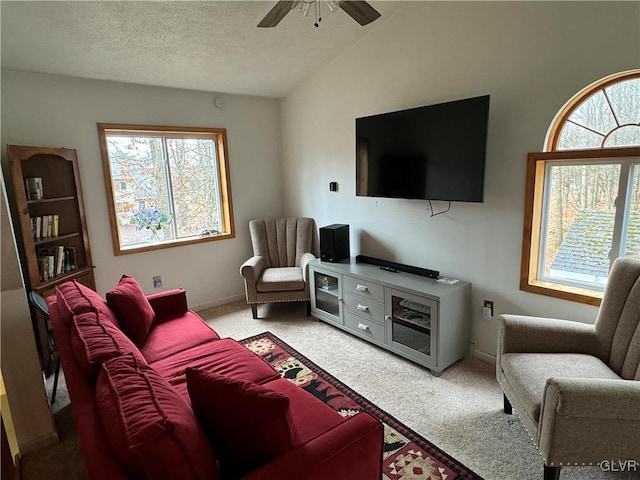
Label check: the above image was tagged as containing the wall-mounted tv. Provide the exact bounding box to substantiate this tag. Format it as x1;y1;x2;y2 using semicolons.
356;94;490;202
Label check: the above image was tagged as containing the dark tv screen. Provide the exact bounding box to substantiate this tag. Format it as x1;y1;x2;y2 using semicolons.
356;95;490;202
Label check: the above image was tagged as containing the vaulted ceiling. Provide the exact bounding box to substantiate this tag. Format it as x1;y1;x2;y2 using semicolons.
1;1;400;98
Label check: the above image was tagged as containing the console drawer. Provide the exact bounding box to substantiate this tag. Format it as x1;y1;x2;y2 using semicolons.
343;275;384;302
345;312;386;344
343;292;385;324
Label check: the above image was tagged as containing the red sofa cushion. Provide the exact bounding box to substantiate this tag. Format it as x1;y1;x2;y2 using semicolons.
140;312;220;363
71;309;145;380
106;275;155;345
186;368;298;478
264;378;345;443
96;354;218;480
56;280;120;328
151;338;279;401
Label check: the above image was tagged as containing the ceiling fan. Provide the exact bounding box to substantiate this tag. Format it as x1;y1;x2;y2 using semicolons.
258;0;381;28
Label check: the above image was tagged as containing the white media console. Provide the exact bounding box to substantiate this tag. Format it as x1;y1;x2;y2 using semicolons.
309;258;471;375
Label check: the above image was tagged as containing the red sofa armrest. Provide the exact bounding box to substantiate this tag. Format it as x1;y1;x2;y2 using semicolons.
241;412;383;480
146;288;188;323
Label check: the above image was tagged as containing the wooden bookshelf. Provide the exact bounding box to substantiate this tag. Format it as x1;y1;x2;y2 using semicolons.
7;145;95;372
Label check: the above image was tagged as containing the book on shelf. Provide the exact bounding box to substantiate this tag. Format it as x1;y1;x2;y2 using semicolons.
37;245;70;279
31;214;60;240
48;253;55;279
25;177;43;200
55;245;65;276
65;247;77;271
37;256;49;281
51;214;59;237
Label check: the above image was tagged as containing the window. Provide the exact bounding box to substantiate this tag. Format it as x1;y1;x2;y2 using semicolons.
521;70;640;305
98;124;234;255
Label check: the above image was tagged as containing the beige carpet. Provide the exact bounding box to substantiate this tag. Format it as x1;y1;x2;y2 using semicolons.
22;300;639;480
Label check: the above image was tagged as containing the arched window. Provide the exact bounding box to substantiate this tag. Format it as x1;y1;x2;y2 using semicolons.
521;70;640;305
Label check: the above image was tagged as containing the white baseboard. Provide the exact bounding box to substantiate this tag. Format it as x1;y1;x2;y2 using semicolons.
473;349;496;366
192;293;245;312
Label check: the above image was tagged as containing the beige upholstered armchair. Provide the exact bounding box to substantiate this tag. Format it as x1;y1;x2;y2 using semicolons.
240;217;316;319
497;256;640;480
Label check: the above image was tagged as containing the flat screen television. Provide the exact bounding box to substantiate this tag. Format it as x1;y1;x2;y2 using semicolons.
356;95;490;202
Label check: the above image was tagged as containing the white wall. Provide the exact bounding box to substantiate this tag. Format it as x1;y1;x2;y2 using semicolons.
1;71;284;308
280;2;640;357
1;178;57;454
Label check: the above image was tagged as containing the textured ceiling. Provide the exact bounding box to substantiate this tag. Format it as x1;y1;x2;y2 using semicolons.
1;1;400;98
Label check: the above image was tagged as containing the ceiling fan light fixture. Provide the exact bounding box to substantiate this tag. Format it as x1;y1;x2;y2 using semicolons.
326;0;340;13
258;0;380;28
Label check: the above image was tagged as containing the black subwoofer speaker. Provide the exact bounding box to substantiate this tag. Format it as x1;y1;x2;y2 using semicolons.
320;224;350;262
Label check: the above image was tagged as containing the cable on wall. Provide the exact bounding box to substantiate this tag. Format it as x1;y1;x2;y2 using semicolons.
428;200;451;217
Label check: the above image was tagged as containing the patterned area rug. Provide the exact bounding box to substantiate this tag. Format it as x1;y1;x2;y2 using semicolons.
241;332;483;480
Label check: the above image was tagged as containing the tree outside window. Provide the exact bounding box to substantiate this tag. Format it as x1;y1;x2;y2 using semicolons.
98;124;234;255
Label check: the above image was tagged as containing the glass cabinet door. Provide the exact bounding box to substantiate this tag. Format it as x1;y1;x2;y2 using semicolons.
311;269;342;324
387;289;437;363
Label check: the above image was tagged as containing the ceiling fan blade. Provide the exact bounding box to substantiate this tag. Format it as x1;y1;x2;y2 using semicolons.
339;1;381;26
258;0;296;28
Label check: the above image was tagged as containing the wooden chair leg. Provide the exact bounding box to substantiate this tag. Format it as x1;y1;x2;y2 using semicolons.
503;394;512;414
543;465;560;480
251;304;258;319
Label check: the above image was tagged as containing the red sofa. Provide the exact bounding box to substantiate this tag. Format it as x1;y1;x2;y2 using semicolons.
48;277;383;480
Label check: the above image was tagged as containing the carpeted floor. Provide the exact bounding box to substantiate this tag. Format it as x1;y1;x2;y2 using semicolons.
21;300;639;480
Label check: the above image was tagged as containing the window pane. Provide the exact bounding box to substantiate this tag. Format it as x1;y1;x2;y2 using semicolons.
556;122;604;150
606;77;640;125
604;125;640;148
567;90;617;135
541;163;620;288
166;138;222;238
622;164;640;260
106;136;172;247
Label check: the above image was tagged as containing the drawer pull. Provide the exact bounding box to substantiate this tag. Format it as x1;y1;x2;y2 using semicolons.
357;304;370;312
356;284;369;293
357;323;370;332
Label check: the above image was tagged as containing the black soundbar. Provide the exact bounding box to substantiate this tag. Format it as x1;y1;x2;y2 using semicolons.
355;255;440;279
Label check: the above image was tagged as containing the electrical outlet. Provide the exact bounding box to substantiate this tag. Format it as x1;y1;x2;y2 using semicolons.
153;275;162;288
483;300;494;320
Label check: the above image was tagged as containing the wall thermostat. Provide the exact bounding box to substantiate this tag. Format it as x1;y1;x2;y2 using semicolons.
214;97;225;109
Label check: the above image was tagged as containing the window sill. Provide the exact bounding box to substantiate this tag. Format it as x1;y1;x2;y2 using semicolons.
520;279;603;307
115;232;234;256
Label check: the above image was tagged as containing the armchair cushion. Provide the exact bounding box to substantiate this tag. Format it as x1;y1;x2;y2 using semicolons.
500;352;620;422
257;267;305;292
